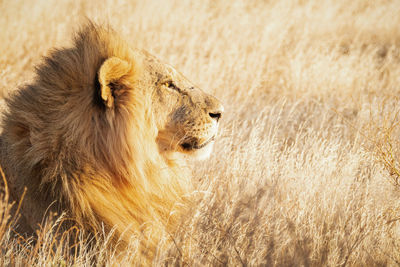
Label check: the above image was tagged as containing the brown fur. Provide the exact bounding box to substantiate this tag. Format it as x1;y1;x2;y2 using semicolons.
0;23;223;253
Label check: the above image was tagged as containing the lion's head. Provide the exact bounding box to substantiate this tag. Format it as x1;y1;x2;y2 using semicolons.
147;55;224;160
98;49;224;161
0;23;223;248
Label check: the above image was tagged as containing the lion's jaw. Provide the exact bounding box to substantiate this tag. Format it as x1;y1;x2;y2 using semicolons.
186;141;216;160
156;131;217;161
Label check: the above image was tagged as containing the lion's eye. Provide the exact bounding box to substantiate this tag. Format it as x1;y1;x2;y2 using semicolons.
163;81;177;90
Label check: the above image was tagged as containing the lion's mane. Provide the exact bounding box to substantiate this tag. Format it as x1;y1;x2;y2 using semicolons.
0;24;190;245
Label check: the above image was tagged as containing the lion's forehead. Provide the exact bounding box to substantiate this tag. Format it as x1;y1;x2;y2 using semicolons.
164;64;178;76
152;61;188;84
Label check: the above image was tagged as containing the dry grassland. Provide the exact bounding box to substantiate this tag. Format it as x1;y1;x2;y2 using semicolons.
1;0;400;266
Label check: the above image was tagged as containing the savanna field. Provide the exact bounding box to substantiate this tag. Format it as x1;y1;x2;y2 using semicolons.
1;0;400;266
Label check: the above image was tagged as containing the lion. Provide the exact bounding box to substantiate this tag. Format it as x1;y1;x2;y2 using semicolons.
0;23;223;253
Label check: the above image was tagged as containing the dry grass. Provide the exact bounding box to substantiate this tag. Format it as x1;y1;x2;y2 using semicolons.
2;0;400;265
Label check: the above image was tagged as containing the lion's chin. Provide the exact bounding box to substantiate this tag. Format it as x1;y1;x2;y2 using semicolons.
158;141;214;161
158;135;215;161
184;141;214;160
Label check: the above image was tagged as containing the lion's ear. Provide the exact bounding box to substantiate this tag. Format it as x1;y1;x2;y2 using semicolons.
98;57;131;108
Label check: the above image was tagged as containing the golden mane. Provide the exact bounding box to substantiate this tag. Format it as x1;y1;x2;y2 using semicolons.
0;23;190;246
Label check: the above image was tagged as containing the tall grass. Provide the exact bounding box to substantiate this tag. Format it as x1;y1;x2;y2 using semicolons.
1;0;400;265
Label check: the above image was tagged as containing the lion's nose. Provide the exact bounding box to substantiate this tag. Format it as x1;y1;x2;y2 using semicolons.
209;112;222;122
205;94;224;122
208;102;224;122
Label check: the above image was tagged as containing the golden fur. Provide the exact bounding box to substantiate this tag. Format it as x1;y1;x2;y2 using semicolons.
0;23;223;250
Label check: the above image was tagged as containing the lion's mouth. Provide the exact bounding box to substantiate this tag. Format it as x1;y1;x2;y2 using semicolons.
181;136;215;151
